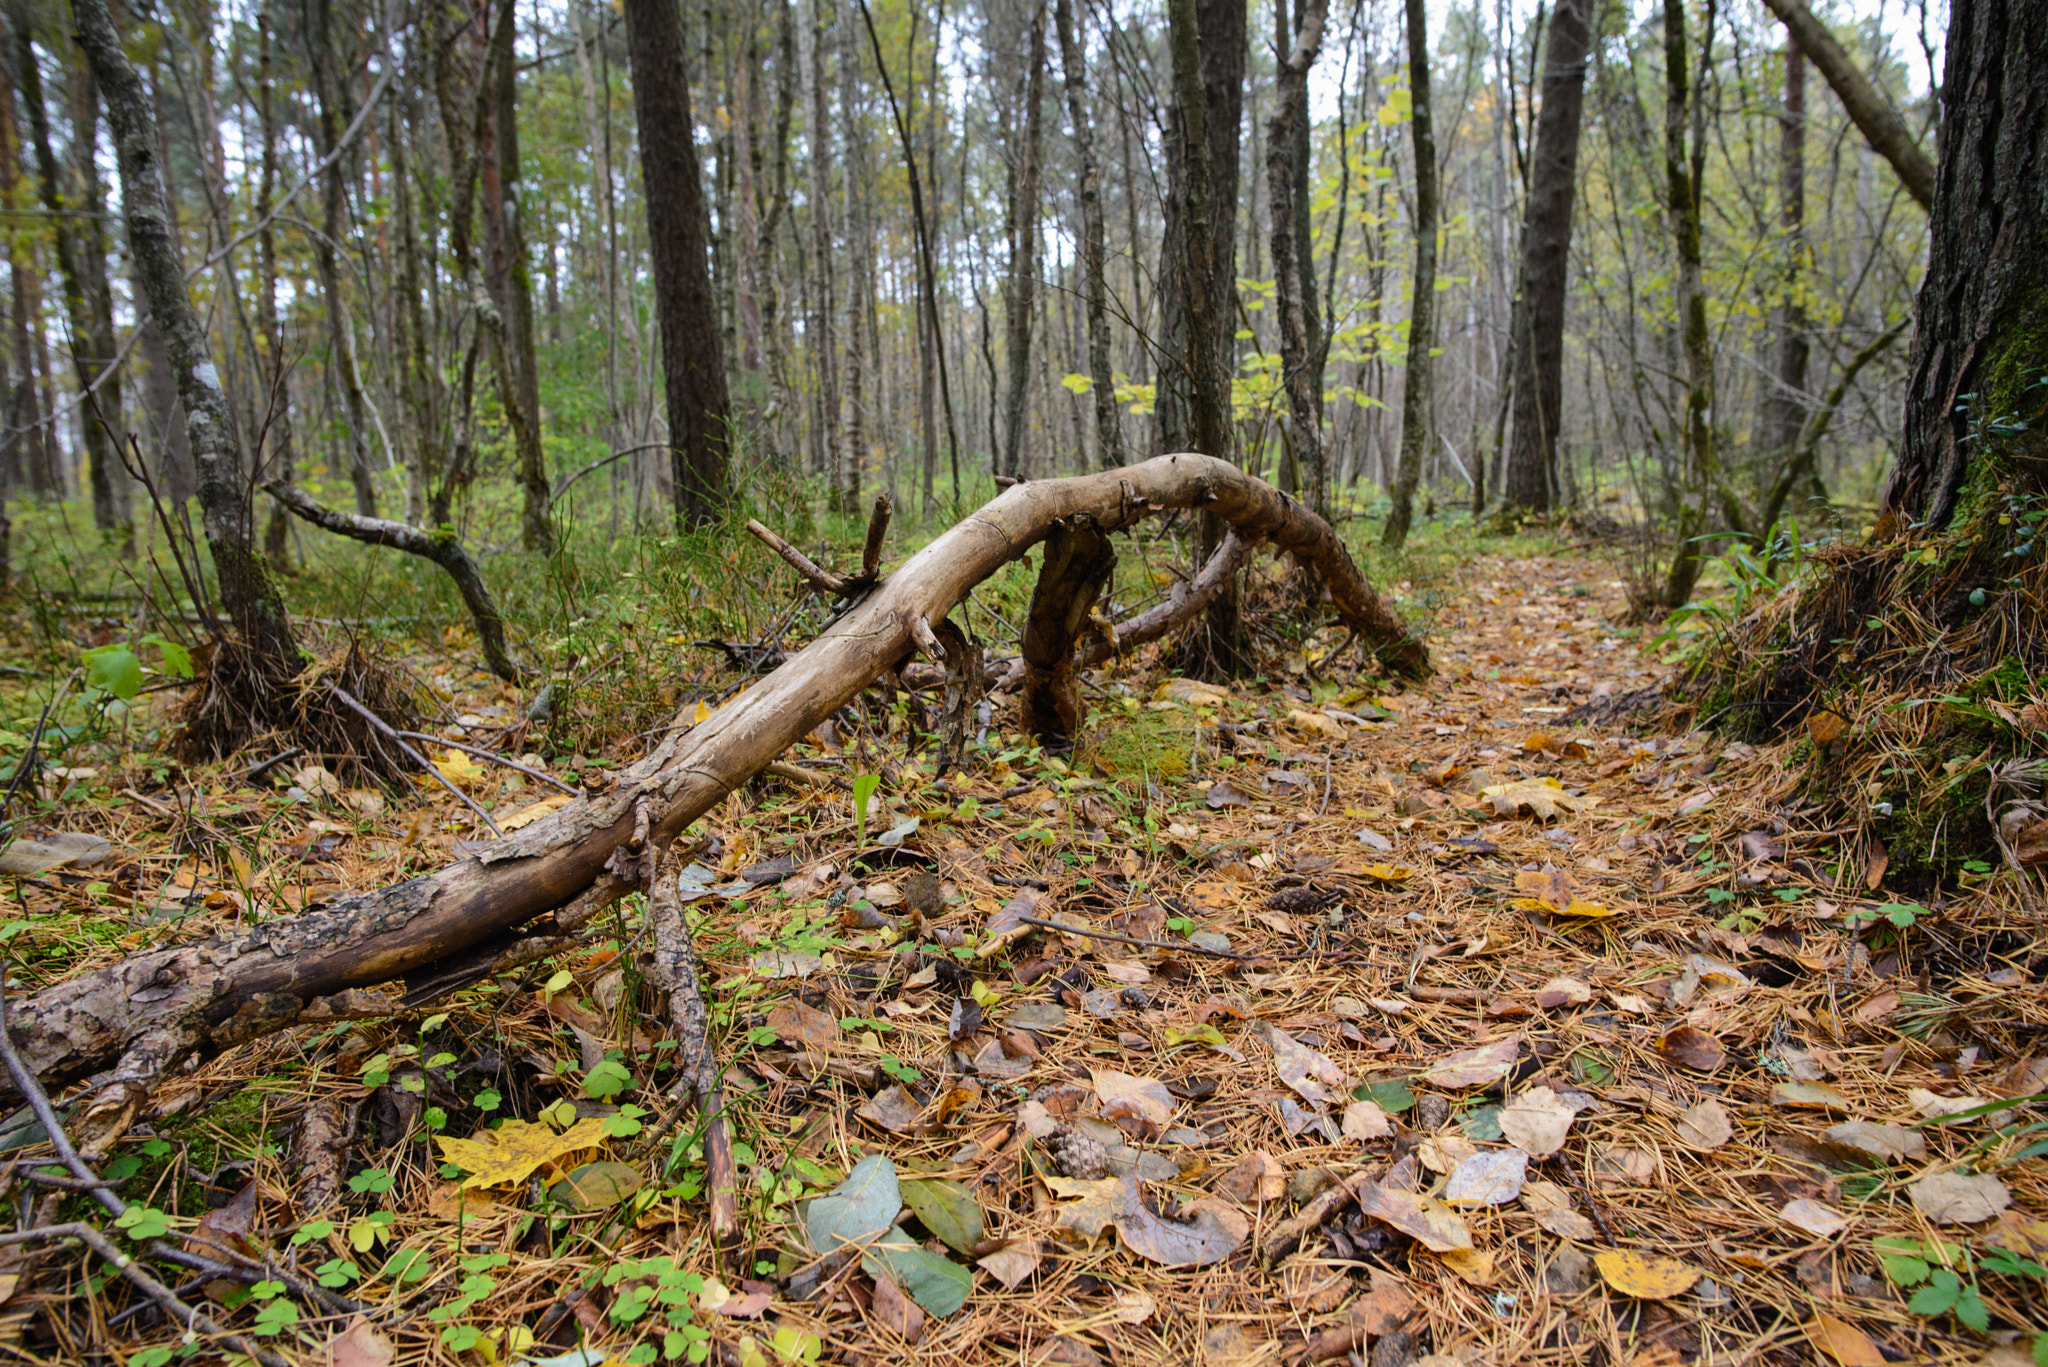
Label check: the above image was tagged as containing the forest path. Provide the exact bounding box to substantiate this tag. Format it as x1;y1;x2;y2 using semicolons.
15;544;2041;1367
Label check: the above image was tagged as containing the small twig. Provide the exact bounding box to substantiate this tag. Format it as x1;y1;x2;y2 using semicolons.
237;745;303;781
765;761;849;790
1015;914;1246;960
394;731;577;795
745;519;849;595
0;1223;293;1367
0;970;122;1221
119;788;177;818
325;683;504;837
859;493;892;581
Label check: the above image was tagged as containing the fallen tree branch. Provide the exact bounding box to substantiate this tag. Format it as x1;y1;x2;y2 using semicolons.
1;455;1425;1101
266;481;525;682
1080;528;1250;667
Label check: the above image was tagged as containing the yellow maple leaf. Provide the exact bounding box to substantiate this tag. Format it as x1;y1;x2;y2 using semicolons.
432;748;488;789
1362;863;1416;882
1477;777;1597;822
436;1117;611;1190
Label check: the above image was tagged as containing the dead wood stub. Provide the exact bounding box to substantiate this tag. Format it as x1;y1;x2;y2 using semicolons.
1019;515;1116;747
4;455;1426;1102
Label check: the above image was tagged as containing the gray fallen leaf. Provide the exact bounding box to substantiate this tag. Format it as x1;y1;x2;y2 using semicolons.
1909;1171;2011;1225
1445;1148;1529;1205
1825;1120;1926;1162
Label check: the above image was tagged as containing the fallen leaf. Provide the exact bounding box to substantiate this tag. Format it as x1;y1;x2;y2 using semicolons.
1520;1181;1598;1239
1675;1099;1733;1150
1358;1183;1474;1252
324;1319;396;1367
868;1268;925;1343
1444;1149;1529;1205
1909;1171;2011;1225
979;890;1040;958
767;999;839;1053
499;793;572;830
1286;709;1345;740
857;1085;924;1134
1438;1247;1499;1284
1499;1087;1574;1157
899;1178;985;1254
1536;976;1593;1008
1781;1198;1853;1238
1594;1249;1702;1299
1417;1134;1478;1174
1908;1088;1988;1121
1269;1026;1350;1106
1657;1025;1727;1072
189;1178;258;1259
1216;1151;1286;1204
1110;1173;1248;1267
1825;1121;1926;1162
1206;781;1253;809
1478;777;1597;821
1423;1035;1522;1089
1046;1176;1119;1242
436;1117;610;1190
548;1160;645;1211
976;1238;1043;1290
1092;1069;1175;1137
1342;1099;1393;1140
1772;1081;1853;1111
807;1154;903;1252
1805;1314;1887;1367
431;748;488;789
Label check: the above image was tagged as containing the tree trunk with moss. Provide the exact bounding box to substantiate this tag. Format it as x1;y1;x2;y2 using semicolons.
1888;0;2048;529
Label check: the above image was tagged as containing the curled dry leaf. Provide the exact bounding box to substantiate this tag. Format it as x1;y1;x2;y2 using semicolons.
1091;1069;1175;1137
1825;1121;1925;1162
1110;1173;1249;1267
976;1239;1043;1291
1780;1198;1853;1238
1593;1249;1702;1299
1444;1148;1529;1206
1656;1025;1727;1073
1358;1183;1474;1252
1675;1099;1733;1150
1422;1035;1523;1089
1217;1151;1287;1204
1804;1314;1888;1367
1499;1087;1574;1158
1046;1176;1120;1242
1521;1181;1599;1240
1269;1025;1351;1106
1536;976;1593;1009
1908;1171;2012;1225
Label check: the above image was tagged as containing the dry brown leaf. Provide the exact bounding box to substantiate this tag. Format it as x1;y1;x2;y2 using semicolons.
976;1239;1044;1290
1536;976;1593;1008
1358;1183;1473;1252
1478;777;1597;820
1656;1025;1727;1072
1417;1134;1478;1174
1110;1173;1249;1267
767;999;839;1053
1772;1081;1853;1111
1780;1198;1854;1238
1593;1249;1701;1299
1499;1086;1573;1157
870;1270;926;1344
1444;1149;1529;1205
1217;1151;1286;1204
1909;1088;1989;1121
324;1320;396;1367
1675;1099;1733;1150
1268;1025;1350;1106
1091;1069;1175;1136
1521;1180;1599;1239
1909;1171;2012;1225
856;1084;924;1134
1825;1121;1925;1162
1342;1099;1393;1140
1046;1177;1119;1242
1805;1314;1887;1367
1422;1034;1522;1089
1986;1210;2048;1261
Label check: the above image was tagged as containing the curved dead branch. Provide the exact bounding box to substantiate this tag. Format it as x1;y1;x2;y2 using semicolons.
2;455;1425;1101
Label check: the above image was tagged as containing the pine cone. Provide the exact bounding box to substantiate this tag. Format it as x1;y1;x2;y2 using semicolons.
1046;1125;1112;1180
1263;885;1328;916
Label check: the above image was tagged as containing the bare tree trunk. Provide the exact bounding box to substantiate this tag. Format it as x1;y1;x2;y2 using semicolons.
1265;0;1330;515
490;0;556;553
1655;0;1721;612
1755;0;1934;210
0;46;53;501
1764;34;1810;513
1382;0;1439;548
255;12;294;563
999;8;1046;482
1502;0;1591;512
1054;0;1122;470
622;0;734;527
304;0;378;518
800;0;840;507
74;0;298;663
836;20;868;512
14;17;127;543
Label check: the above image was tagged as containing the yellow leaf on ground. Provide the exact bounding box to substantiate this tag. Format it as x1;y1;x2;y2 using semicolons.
1804;1314;1887;1366
1362;863;1416;882
1478;777;1597;821
436;1117;610;1190
1593;1249;1701;1299
500;793;574;831
432;748;488;789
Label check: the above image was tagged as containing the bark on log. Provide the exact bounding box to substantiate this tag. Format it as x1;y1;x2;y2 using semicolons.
1019;515;1117;746
2;456;1424;1099
267;481;524;682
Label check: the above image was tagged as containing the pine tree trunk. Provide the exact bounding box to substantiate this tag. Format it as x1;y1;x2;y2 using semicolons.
836;20;868;514
1890;0;2048;528
800;0;840;508
305;0;378;518
999;10;1045;482
491;0;556;554
1382;0;1438;548
1502;0;1591;512
73;0;298;664
622;0;733;527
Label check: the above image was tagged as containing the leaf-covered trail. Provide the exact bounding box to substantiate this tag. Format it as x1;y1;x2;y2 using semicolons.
7;549;2044;1367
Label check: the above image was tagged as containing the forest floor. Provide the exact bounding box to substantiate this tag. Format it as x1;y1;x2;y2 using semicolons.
1;538;2044;1367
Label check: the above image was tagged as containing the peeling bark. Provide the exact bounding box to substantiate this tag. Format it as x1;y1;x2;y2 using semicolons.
2;456;1425;1101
